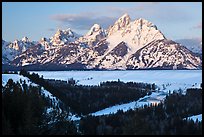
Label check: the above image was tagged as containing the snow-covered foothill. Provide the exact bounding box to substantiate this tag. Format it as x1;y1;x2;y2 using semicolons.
2;74;61;112
41;87;60;107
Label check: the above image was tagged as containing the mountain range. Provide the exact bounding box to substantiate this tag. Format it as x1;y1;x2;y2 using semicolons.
2;13;202;70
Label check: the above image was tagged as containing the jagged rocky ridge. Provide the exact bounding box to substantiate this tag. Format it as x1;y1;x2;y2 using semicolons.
2;37;35;64
2;14;202;70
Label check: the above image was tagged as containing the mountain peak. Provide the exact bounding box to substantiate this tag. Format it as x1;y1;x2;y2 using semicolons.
116;13;131;26
55;28;79;38
120;13;130;19
22;36;29;42
107;13;131;36
55;29;62;35
137;18;147;21
51;28;80;45
78;23;106;47
92;24;101;29
133;18;157;29
40;37;48;42
86;24;103;36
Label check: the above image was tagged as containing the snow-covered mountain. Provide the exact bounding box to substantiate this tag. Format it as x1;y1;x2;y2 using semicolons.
93;14;166;69
50;28;80;46
2;13;202;70
2;37;35;64
78;24;107;47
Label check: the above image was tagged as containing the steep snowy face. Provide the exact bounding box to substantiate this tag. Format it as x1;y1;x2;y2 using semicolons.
129;18;165;49
126;39;202;69
97;41;129;69
78;24;106;47
94;15;166;69
50;28;80;46
106;16;166;54
108;13;131;36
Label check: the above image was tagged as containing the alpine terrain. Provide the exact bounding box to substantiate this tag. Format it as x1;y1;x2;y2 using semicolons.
2;14;202;70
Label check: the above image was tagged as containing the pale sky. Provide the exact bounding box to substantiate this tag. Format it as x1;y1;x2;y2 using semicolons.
2;2;202;42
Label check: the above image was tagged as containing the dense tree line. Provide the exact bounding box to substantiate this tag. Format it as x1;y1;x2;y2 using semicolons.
2;70;18;74
19;69;155;115
2;79;77;135
2;79;46;135
79;88;202;135
49;80;154;115
164;88;202;118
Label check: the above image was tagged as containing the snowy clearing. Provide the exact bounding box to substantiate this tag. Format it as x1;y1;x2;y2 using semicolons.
90;91;167;116
31;70;202;93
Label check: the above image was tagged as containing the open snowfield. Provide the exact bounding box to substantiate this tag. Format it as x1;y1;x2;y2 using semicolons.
30;70;202;93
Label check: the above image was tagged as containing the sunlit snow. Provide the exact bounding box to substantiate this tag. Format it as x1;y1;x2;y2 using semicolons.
30;70;202;93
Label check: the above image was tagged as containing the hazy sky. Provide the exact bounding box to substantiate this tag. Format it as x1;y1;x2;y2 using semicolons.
2;2;202;42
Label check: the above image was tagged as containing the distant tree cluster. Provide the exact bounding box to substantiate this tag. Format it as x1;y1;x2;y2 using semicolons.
2;70;18;74
79;88;202;135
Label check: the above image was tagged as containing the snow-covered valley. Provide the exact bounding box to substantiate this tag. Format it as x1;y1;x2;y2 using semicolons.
2;70;202;121
30;70;202;93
